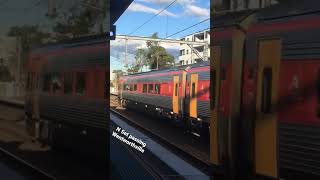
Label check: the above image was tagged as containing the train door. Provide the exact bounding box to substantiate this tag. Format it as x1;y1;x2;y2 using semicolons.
189;74;198;118
210;46;221;166
254;39;281;178
173;76;179;114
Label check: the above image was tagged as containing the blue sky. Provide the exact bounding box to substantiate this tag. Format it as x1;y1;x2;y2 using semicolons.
111;0;210;74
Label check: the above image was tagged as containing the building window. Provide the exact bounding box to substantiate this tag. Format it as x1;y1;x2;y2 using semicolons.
186;50;189;54
143;84;147;93
180;49;185;56
148;84;154;93
76;72;86;95
64;73;73;94
155;84;160;94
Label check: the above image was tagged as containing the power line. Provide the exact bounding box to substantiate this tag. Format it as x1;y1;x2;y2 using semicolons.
166;18;209;38
128;0;178;36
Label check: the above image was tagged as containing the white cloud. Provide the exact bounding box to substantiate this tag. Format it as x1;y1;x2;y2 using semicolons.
128;2;177;17
137;0;195;5
184;4;210;18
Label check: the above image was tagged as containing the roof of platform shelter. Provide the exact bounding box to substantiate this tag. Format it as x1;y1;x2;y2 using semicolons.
111;0;134;25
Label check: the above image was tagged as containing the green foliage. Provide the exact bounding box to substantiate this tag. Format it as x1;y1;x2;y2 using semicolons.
112;70;124;87
7;25;50;51
52;0;103;39
132;32;174;72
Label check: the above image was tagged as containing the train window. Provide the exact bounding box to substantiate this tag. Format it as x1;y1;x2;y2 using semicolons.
52;73;62;93
191;82;196;98
317;70;320;117
143;84;147;93
261;68;272;113
123;84;129;91
155;84;160;94
76;72;86;95
175;83;178;96
148;84;154;93
26;73;31;90
211;70;216;108
134;84;137;91
221;67;226;80
64;73;73;94
43;74;51;92
249;67;254;79
129;84;133;91
104;72;108;99
36;74;39;89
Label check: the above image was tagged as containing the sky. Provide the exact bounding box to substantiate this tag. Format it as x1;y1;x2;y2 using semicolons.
111;0;210;77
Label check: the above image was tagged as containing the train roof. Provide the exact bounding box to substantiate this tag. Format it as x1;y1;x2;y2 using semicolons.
257;0;320;21
123;61;209;78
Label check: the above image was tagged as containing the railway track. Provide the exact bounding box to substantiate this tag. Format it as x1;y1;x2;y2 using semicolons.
110;94;211;176
0;146;55;180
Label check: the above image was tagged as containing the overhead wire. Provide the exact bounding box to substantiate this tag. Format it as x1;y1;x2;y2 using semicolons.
128;0;178;35
166;18;209;38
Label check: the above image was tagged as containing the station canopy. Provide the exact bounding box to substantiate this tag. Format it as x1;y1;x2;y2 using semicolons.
111;0;133;25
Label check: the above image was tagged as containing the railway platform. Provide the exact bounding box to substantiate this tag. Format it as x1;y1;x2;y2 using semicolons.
110;112;210;180
0;97;106;180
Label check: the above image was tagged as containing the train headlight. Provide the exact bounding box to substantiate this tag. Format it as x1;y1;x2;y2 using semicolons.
145;105;148;108
170;111;174;114
197;118;202;122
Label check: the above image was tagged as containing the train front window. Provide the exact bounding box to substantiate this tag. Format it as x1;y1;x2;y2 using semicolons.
76;72;86;95
155;84;160;94
148;84;154;93
143;84;147;93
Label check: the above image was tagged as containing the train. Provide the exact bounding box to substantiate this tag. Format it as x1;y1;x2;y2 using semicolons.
25;34;108;158
119;61;210;136
210;0;320;179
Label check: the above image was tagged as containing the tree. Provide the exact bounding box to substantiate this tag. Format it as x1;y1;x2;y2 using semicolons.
112;70;124;90
52;0;105;40
146;33;174;70
7;25;51;79
134;48;148;72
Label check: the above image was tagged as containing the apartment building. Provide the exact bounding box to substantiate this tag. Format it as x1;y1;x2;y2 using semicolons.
179;29;210;66
213;0;279;12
